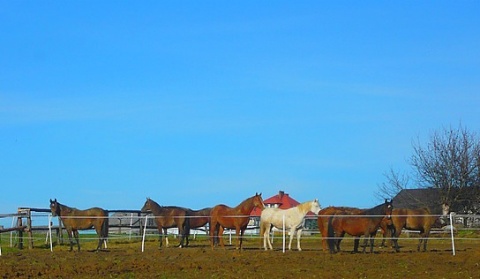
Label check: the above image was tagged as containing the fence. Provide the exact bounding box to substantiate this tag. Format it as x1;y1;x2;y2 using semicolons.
1;210;475;256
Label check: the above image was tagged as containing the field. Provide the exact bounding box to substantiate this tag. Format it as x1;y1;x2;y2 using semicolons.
1;233;480;279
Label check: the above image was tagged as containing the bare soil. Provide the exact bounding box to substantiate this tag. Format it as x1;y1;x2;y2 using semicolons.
1;235;479;278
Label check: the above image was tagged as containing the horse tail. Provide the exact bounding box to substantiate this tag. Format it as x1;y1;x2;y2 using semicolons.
327;215;336;253
102;213;109;240
184;214;191;242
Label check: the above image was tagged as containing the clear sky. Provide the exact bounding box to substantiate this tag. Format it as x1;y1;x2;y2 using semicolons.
1;1;479;215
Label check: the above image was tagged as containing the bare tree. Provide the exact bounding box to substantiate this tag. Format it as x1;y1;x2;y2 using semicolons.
377;125;480;214
376;168;410;200
410;125;480;213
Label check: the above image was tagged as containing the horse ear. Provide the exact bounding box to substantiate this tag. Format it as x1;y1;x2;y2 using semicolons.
54;198;57;203
49;199;52;203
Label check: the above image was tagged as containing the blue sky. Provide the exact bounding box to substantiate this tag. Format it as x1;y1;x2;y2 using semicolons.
1;1;479;215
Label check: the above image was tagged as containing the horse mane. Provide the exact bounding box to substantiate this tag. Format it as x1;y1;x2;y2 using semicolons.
297;200;312;211
297;200;318;212
54;201;75;214
362;202;387;216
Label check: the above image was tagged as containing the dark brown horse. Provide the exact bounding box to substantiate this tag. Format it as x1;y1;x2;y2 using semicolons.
380;203;449;252
184;207;212;247
210;193;264;250
327;199;393;254
317;206;363;252
141;198;189;248
49;199;108;251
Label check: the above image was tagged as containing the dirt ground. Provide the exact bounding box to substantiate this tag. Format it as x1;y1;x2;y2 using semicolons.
1;235;479;279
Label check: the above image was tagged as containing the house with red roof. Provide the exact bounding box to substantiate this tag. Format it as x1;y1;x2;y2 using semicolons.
251;190;300;217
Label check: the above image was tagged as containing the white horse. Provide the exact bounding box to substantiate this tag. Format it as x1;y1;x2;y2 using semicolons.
260;199;321;251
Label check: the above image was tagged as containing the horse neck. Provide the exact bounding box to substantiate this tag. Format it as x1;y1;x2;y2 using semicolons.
147;200;163;215
237;196;257;214
297;201;312;214
58;203;74;216
363;203;387;219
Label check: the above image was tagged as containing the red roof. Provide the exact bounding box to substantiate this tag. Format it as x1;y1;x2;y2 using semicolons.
250;191;301;217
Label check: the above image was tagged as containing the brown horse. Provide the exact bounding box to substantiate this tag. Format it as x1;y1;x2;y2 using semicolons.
327;199;393;254
210;193;265;250
140;198;189;248
317;206;363;252
380;203;449;252
184;207;212;247
49;199;108;251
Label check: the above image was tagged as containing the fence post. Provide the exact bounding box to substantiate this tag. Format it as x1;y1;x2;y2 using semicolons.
282;214;285;253
48;214;53;252
142;215;148;252
26;209;33;249
16;213;23;249
450;212;456;256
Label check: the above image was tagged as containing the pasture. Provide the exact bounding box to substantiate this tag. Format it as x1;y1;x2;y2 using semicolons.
1;233;479;278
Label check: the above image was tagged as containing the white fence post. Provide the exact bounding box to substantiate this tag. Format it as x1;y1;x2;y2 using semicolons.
142;215;148;252
48;214;53;252
282;214;285;253
449;212;456;256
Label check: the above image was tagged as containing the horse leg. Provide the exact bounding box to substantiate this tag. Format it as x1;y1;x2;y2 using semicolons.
288;227;295;250
417;229;424;252
235;227;242;249
163;228;170;247
157;227;164;248
73;230;81;251
218;226;225;248
326;216;338;254
178;224;185;248
95;224;103;251
209;221;217;249
66;229;74;251
369;234;375;253
353;237;360;253
263;224;272;250
296;228;303;251
361;236;369;253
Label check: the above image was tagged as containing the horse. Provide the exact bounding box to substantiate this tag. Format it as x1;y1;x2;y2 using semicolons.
327;199;393;254
317;206;364;252
140;198;189;248
380;203;450;252
184;207;212;247
210;193;265;250
49;199;108;251
260;199;321;251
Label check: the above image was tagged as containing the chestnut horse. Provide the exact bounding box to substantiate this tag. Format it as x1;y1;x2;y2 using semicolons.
260;199;321;251
141;198;189;248
317;206;363;252
49;199;108;251
327;199;393;254
210;193;265;250
380;203;449;252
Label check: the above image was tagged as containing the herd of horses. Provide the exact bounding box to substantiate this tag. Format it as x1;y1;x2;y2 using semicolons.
48;194;450;254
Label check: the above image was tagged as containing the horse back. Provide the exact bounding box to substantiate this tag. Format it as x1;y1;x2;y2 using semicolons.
188;207;212;228
211;204;249;229
154;206;188;228
61;207;107;230
317;207;362;234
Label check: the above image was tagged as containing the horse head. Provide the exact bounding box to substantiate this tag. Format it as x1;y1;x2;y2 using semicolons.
310;199;322;215
253;192;265;210
49;198;60;216
141;198;152;213
384;199;393;219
